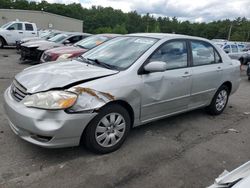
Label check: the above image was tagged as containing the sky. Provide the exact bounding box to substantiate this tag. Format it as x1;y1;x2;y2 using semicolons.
41;0;250;22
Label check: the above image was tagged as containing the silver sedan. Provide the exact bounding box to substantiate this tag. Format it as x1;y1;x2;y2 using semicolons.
4;33;241;153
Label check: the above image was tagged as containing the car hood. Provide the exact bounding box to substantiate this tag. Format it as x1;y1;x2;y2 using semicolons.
22;40;62;50
46;46;87;55
15;60;119;93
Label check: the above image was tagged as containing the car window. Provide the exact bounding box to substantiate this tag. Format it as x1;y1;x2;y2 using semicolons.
48;34;69;43
68;35;82;44
223;45;231;53
8;23;23;30
231;45;238;53
149;41;188;70
191;41;219;66
82;36;158;70
74;35;110;49
25;24;34;31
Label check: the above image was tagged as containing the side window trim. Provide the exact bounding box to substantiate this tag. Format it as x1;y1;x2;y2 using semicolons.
188;39;223;67
138;39;190;74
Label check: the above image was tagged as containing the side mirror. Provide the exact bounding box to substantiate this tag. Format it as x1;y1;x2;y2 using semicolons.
144;61;167;73
7;27;15;30
63;40;70;45
224;49;230;54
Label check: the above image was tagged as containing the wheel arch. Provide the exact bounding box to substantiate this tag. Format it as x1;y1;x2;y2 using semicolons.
0;35;7;45
220;81;232;94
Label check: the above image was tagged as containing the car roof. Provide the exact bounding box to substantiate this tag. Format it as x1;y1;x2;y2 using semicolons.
95;33;122;38
127;33;211;42
65;32;92;36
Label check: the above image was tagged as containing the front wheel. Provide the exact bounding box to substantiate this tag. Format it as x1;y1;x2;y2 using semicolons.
206;85;229;115
82;104;131;154
0;37;4;48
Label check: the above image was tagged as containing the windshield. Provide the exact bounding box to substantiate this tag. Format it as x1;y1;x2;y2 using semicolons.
48;34;69;43
1;22;12;29
40;31;51;38
81;36;158;70
74;35;110;49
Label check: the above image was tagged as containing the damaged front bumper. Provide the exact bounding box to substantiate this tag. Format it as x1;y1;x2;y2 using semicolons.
20;46;44;61
4;87;97;148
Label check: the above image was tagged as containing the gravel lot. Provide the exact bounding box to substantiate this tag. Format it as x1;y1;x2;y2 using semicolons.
0;48;250;188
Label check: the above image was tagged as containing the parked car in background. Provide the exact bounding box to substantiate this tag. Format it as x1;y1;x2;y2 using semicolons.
40;34;120;63
247;64;250;80
20;32;91;61
4;33;240;153
220;42;248;65
16;30;62;51
0;21;38;48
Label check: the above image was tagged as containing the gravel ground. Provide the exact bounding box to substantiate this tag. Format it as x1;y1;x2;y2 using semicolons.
0;48;250;188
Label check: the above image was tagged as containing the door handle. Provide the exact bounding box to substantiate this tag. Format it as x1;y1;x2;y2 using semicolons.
216;67;223;72
32;32;36;34
182;71;192;78
19;32;23;34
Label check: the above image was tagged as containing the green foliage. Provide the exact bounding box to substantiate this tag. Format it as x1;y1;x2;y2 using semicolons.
0;0;250;41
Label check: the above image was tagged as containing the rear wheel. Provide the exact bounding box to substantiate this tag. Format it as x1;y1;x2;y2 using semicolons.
0;37;4;48
206;85;229;115
82;104;131;154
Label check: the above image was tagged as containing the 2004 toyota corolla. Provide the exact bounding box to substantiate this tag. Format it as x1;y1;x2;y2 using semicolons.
4;33;241;154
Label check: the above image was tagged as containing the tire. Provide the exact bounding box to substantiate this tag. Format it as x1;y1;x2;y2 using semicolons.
0;37;4;48
248;77;250;81
206;85;230;115
240;58;247;65
82;104;131;154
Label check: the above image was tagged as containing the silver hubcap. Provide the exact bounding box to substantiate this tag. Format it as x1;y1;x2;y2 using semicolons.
216;90;228;111
95;113;126;148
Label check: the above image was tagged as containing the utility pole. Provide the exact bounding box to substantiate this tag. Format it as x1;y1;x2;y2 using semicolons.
228;23;233;41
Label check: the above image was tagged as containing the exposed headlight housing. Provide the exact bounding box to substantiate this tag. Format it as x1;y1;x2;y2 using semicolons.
22;91;77;110
57;54;73;61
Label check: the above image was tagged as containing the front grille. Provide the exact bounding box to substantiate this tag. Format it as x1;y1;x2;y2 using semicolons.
11;80;27;102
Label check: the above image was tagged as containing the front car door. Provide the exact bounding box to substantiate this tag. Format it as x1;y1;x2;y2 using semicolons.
189;40;223;109
5;22;24;44
140;40;192;122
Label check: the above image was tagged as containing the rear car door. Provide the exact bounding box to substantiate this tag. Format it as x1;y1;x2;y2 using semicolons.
189;40;223;109
24;23;37;38
141;40;192;122
229;44;240;59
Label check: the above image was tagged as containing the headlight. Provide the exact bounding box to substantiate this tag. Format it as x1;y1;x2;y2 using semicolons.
57;54;73;61
22;91;77;110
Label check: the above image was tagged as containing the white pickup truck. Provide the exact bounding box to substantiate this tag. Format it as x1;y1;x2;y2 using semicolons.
0;21;38;48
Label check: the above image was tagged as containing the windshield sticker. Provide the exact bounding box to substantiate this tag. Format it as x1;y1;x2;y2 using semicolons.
134;39;155;44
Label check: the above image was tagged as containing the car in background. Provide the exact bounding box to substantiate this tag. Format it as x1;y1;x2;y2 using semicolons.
40;34;120;63
0;21;38;48
220;42;248;65
4;33;240;153
247;64;250;80
16;30;62;51
20;32;91;61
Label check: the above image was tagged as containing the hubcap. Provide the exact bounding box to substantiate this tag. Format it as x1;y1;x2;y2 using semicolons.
95;113;126;148
215;90;228;111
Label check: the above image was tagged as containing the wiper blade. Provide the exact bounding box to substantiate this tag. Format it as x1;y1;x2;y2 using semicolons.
87;58;118;70
76;56;92;64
